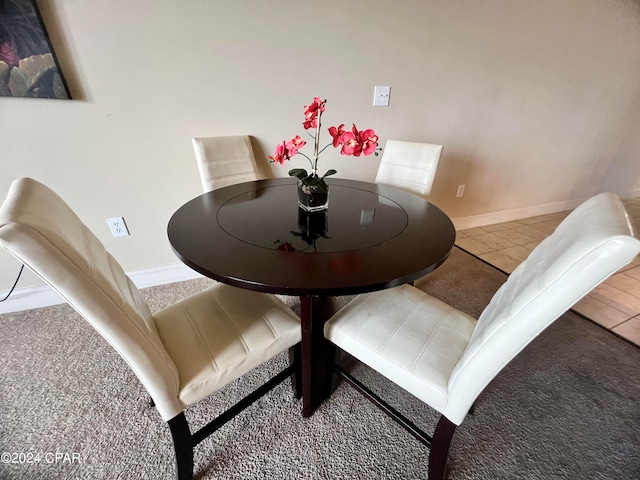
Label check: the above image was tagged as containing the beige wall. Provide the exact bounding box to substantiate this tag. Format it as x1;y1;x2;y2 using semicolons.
1;0;640;290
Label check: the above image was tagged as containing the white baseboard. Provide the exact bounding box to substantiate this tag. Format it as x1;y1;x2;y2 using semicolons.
0;263;204;315
451;190;640;231
451;199;583;230
126;263;205;289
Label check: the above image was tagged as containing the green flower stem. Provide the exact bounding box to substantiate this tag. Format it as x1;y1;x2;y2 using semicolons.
317;143;332;156
297;152;314;169
313;109;322;173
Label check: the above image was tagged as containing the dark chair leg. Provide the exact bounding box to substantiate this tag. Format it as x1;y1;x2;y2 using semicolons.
428;415;457;480
167;412;194;480
289;343;303;399
164;363;296;479
323;341;338;399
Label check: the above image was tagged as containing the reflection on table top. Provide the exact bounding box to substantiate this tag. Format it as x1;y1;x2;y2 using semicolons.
217;182;408;253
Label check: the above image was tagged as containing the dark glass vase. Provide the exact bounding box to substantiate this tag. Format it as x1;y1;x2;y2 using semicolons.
297;177;329;212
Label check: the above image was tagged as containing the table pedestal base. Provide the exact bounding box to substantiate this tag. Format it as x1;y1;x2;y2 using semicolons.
300;295;334;417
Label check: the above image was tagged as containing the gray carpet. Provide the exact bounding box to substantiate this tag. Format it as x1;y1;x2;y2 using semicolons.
1;247;639;479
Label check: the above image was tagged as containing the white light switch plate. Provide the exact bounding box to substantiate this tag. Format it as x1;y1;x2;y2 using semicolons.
373;86;390;107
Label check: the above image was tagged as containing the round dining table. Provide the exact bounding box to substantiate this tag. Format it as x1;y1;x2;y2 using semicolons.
167;177;456;416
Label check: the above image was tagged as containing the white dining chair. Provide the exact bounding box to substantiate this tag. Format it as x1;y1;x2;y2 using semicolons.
192;135;259;192
374;140;443;197
324;192;640;479
0;178;302;480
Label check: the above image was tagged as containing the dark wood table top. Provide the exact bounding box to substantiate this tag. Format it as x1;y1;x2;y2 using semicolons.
167;178;456;297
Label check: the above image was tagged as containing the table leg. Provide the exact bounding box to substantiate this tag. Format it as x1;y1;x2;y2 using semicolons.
299;295;331;417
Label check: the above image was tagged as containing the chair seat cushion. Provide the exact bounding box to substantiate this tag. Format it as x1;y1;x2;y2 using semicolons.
153;283;301;408
324;284;475;412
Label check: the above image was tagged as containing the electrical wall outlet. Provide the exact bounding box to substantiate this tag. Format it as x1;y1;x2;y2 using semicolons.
456;185;466;198
373;86;391;107
106;217;130;237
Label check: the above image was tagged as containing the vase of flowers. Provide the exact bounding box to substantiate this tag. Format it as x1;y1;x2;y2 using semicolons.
269;97;380;211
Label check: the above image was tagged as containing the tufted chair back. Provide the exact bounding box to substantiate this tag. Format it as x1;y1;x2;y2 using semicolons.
445;193;640;424
374;140;443;197
0;178;182;420
192;135;259;192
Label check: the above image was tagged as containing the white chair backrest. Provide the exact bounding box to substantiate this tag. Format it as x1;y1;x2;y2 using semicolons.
374;140;443;196
0;178;182;418
192;135;259;192
445;193;640;424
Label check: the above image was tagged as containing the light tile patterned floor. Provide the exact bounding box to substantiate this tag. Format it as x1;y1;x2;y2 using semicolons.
456;197;640;346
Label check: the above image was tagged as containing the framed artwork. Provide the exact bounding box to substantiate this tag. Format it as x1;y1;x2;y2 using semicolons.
0;0;71;99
